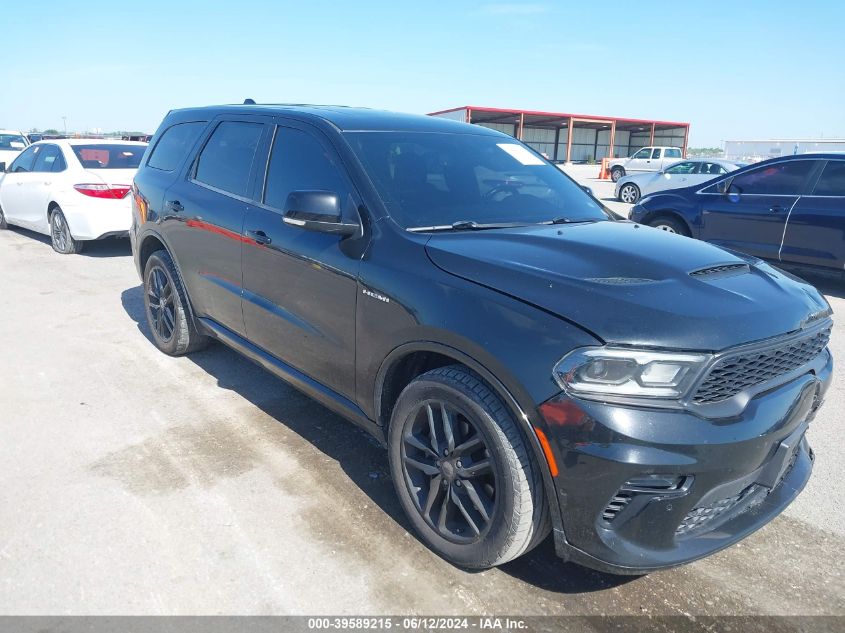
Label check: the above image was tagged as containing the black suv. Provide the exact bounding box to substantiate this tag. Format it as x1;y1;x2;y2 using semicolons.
130;104;832;574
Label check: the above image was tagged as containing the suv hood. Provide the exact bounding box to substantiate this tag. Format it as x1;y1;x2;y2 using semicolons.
425;221;829;351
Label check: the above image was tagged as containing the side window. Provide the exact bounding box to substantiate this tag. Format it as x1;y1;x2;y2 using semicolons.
32;145;60;172
651;149;661;159
194;121;264;198
263;127;349;210
665;161;697;175
631;148;650;159
729;160;816;195
665;148;682;158
52;149;67;172
147;121;207;172
812;161;845;196
696;162;727;176
10;145;39;172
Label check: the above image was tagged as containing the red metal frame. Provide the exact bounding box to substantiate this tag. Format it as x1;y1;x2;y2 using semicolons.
427;105;689;129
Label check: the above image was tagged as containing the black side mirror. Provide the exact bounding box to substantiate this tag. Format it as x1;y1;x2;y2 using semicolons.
726;183;742;203
282;191;360;236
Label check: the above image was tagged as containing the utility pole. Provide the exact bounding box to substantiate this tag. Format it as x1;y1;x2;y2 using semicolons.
62;117;67;135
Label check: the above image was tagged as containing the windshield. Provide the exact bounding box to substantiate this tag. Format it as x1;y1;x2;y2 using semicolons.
345;131;610;229
71;144;146;169
0;134;28;150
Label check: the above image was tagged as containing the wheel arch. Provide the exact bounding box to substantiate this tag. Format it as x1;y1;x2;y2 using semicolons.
645;209;693;235
374;340;565;543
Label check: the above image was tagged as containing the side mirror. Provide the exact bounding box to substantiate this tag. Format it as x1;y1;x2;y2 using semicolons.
282;191;360;236
0;162;6;172
727;184;742;203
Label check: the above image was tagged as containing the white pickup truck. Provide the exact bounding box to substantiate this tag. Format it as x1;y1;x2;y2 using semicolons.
609;146;683;182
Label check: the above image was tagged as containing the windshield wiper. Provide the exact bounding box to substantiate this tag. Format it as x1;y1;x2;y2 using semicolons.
546;216;600;225
408;220;525;232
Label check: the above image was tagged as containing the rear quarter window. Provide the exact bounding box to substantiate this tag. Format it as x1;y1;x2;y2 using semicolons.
147;121;207;172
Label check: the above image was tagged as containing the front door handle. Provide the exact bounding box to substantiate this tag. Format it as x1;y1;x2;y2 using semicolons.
165;199;184;213
246;229;272;245
770;204;786;213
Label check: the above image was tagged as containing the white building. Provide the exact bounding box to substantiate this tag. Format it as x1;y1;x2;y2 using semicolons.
724;139;845;162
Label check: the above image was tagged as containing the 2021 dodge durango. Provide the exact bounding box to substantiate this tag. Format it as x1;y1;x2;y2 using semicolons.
130;104;832;574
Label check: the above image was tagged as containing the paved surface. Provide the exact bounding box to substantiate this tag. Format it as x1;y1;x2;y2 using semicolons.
0;226;843;616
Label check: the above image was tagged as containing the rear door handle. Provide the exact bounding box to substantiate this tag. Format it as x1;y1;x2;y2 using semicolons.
165;199;184;213
770;204;785;213
246;229;272;245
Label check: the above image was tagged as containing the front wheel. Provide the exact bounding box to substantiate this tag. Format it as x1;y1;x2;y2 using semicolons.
0;205;7;230
611;167;625;182
618;183;640;204
388;365;549;569
649;215;690;236
50;208;83;254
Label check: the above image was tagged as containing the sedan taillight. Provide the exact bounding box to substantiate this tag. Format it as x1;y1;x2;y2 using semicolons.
73;184;132;199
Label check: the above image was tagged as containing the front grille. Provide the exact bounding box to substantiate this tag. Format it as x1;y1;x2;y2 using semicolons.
692;327;830;404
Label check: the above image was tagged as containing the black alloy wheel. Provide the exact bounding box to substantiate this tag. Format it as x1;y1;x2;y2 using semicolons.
146;265;176;343
400;399;497;543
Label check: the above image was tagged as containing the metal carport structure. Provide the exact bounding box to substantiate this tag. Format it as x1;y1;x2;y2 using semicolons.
428;106;690;163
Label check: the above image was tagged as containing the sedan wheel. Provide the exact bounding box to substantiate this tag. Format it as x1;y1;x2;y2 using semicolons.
0;205;7;230
648;216;689;236
619;183;640;204
50;208;83;254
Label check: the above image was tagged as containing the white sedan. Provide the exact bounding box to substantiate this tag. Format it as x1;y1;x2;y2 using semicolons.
614;158;744;204
0;139;147;254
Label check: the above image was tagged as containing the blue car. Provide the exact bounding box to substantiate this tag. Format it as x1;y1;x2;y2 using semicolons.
629;154;845;274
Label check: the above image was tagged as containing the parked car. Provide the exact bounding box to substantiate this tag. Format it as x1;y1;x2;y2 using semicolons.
615;159;744;204
609;146;683;182
629;154;845;275
131;104;831;574
0;130;30;170
0;139;147;253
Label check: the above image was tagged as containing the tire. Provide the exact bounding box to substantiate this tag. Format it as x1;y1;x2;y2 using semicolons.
611;167;625;182
0;204;7;230
388;365;549;569
143;249;209;356
649;215;690;236
50;207;83;254
618;183;641;204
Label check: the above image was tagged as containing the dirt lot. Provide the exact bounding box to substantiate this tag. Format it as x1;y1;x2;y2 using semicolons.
0;226;843;616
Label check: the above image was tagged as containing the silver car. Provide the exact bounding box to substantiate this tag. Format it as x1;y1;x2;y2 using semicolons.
615;159;744;204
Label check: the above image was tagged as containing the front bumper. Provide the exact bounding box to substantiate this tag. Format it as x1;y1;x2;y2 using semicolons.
544;349;831;574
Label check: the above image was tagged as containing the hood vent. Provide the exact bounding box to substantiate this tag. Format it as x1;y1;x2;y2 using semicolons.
587;277;657;285
689;263;750;278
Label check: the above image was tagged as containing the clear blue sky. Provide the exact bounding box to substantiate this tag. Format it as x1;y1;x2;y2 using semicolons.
3;0;843;146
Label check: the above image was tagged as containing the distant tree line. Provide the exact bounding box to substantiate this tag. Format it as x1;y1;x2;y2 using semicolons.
687;147;723;157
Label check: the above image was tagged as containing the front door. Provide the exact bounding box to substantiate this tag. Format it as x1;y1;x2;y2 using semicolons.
626;147;653;173
780;159;845;269
699;159;818;261
241;122;363;399
0;145;42;229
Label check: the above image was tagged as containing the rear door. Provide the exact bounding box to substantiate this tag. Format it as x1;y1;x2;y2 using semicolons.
779;159;845;270
241;121;363;399
699;159;818;261
162;117;268;337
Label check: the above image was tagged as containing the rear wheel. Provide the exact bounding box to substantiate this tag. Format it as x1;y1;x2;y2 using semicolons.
388;365;549;569
611;167;625;182
618;183;641;204
649;215;689;236
50;207;83;254
0;205;7;230
143;249;209;355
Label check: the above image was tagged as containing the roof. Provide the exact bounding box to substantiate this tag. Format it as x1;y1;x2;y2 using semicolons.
0;130;25;135
165;104;497;134
35;138;148;147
